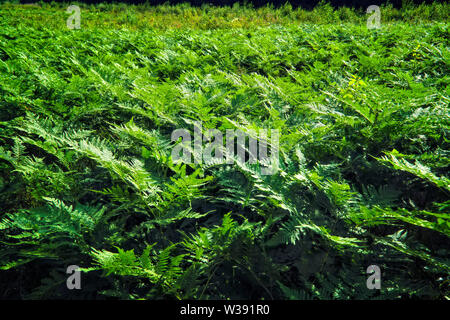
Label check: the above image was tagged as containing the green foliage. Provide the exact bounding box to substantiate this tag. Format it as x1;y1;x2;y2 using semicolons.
0;2;448;300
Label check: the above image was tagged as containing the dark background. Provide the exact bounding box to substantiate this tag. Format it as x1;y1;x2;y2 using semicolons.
18;0;445;9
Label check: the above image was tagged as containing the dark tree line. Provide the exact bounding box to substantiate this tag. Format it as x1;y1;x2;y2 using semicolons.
20;0;444;9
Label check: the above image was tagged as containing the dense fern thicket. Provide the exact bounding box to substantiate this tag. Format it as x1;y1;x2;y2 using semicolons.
0;3;449;299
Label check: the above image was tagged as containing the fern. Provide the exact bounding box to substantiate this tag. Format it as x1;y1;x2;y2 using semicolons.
0;198;106;270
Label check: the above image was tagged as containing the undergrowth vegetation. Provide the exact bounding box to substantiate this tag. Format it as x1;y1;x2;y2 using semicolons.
0;2;449;299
